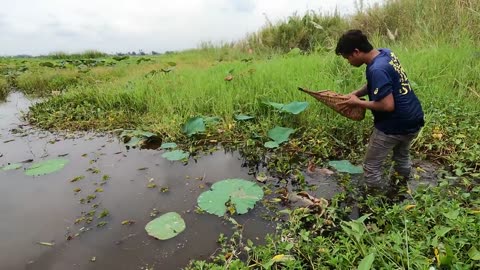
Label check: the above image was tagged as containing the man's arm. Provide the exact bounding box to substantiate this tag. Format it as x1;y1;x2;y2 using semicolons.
350;84;368;97
339;93;395;112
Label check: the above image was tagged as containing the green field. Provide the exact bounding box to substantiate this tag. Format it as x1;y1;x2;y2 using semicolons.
1;0;479;268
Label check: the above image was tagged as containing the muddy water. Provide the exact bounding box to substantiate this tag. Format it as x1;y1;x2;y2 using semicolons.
0;93;281;270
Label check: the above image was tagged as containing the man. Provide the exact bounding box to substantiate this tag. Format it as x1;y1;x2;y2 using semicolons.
335;29;424;196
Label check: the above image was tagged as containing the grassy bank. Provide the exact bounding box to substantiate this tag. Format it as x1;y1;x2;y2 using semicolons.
26;42;480;178
0;77;8;100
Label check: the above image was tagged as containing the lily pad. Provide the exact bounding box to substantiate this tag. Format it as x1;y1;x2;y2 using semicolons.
160;142;177;149
182;117;205;137
197;179;264;217
125;137;142;148
204;116;221;124
1;163;22;171
264;141;280;148
145;212;186;240
263;101;284;110
162;150;189;161
120;130;157;148
282;101;308;114
267;126;295;144
328;160;363;174
263;101;308;114
25;158;69;176
234;114;255;121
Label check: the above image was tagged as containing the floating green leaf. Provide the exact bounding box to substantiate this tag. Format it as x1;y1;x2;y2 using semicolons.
264;141;280;148
120;130;156;138
197;179;264;217
182;117;205;136
25;158;69;176
145;212;186;240
328;160;363;174
234;114;255;121
267;126;295;144
120;130;157;148
1;163;22;171
125;137;142;148
282;101;308;114
162;150;189;161
160;142;177;149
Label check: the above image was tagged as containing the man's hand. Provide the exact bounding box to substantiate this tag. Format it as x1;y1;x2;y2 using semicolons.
338;94;362;106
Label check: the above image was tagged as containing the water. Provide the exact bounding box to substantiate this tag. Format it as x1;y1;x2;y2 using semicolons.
0;93;278;270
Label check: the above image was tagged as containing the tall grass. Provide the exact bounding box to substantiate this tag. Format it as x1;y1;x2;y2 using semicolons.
238;0;480;52
47;50;108;59
28;42;480;170
240;11;348;53
0;77;8;100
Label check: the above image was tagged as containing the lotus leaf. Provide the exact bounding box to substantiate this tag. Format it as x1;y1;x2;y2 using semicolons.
162;150;189;161
234;114;254;121
263;101;284;110
267;126;295;144
281;101;308;114
264;141;280;148
263;101;308;114
145;212;186;240
25;158;69;176
182;117;205;136
160;142;177;149
120;130;156;138
197;179;264;217
125;137;143;148
1;163;22;171
328;160;363;174
204;116;221;124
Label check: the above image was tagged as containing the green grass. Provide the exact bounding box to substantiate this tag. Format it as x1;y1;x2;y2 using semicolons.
25;42;480;176
0;77;8;100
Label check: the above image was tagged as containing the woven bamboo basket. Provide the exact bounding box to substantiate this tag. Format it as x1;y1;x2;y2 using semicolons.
298;87;366;121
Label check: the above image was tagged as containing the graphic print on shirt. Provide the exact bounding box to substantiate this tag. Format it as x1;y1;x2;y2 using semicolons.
388;52;411;95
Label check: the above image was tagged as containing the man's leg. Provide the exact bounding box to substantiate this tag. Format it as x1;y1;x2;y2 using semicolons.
363;128;398;193
391;133;418;186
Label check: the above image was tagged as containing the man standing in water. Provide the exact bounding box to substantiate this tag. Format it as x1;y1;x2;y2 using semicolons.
336;29;424;197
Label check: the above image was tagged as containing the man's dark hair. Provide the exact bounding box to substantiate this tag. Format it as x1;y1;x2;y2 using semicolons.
335;30;373;55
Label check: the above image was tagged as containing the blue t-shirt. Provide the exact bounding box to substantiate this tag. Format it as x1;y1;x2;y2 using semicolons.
366;48;424;135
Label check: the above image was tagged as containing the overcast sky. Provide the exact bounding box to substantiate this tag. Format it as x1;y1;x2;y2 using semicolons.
0;0;382;56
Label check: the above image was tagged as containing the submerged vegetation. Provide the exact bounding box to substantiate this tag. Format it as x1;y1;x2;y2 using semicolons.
1;0;479;268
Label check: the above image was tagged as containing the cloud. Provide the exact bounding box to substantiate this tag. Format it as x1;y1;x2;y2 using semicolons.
0;0;383;56
230;0;255;13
